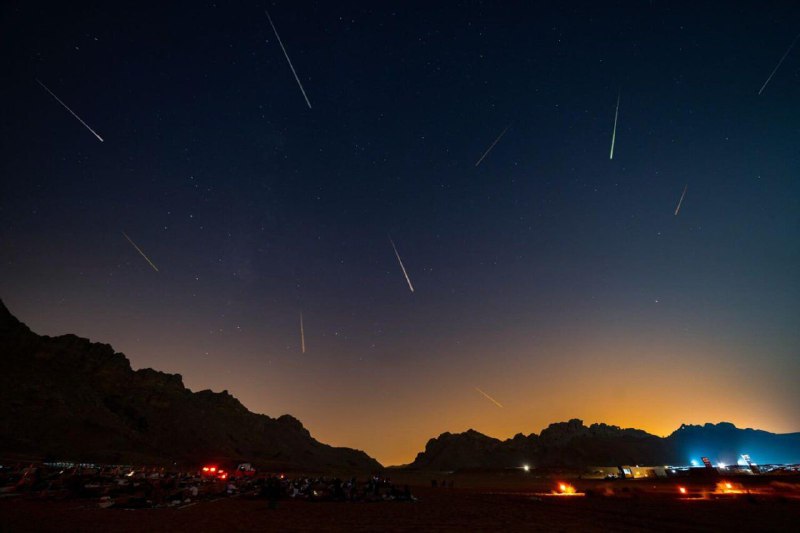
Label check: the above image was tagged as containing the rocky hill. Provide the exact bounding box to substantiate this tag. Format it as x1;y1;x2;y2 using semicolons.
408;419;800;470
0;300;381;471
667;422;800;466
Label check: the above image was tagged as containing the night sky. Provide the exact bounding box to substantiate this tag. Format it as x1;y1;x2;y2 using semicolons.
1;1;799;466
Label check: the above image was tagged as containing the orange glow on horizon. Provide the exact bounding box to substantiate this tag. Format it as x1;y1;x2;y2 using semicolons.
31;305;797;468
216;330;800;466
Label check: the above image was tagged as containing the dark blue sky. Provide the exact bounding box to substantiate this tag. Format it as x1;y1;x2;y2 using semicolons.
1;1;798;464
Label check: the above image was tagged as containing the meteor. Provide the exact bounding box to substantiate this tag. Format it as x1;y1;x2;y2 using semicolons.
475;387;503;408
122;232;159;272
265;9;312;109
609;90;620;160
389;237;414;293
674;184;688;216
475;125;510;167
758;32;800;95
36;79;104;142
300;312;306;354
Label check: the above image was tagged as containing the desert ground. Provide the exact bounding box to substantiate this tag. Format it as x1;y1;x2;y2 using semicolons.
2;474;799;532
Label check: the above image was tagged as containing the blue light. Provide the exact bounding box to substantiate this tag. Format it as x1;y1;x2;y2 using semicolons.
690;459;699;467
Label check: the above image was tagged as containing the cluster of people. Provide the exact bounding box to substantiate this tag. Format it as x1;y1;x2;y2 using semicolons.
0;463;415;509
258;474;415;503
0;463;228;508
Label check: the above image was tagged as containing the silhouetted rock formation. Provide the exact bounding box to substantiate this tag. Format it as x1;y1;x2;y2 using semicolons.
0;300;381;471
409;418;800;470
668;422;800;466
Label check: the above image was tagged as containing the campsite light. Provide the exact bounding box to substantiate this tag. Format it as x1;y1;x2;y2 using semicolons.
557;483;576;494
538;481;584;498
716;481;744;494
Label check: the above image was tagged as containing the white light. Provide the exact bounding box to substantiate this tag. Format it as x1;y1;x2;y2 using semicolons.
690;460;699;466
523;465;530;472
717;463;726;469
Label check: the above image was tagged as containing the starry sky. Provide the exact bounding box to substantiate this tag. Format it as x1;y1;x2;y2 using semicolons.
1;1;799;466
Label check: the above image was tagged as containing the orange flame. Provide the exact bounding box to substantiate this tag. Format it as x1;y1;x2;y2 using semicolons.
715;481;744;494
557;482;577;494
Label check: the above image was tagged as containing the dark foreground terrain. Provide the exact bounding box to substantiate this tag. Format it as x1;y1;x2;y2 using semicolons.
2;478;799;532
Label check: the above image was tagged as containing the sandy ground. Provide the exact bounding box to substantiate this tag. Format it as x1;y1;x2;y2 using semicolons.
2;478;799;532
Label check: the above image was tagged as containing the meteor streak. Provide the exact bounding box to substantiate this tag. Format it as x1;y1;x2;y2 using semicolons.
265;9;312;109
300;312;306;354
609;91;620;159
674;184;688;216
475;125;510;167
36;79;104;142
389;237;414;293
758;32;800;95
475;387;503;408
122;232;159;272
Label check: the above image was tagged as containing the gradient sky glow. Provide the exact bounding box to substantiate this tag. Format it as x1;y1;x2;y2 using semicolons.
1;1;799;466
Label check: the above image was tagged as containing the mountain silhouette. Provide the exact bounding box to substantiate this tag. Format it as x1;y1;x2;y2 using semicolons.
407;419;800;470
0;299;380;471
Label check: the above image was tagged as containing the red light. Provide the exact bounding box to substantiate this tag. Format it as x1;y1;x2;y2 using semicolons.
210;467;216;472
202;467;209;472
220;473;228;479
